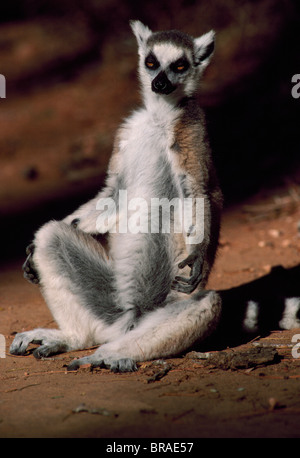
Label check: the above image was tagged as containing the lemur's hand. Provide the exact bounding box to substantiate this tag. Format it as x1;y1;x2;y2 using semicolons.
22;243;40;284
70;216;99;233
171;251;203;294
70;216;111;234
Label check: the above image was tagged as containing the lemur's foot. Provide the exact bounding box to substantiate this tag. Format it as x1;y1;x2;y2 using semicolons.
10;330;68;357
171;252;203;294
67;355;137;373
22;243;39;284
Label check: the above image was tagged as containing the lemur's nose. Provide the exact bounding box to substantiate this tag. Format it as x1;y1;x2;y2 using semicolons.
153;79;167;91
152;71;176;95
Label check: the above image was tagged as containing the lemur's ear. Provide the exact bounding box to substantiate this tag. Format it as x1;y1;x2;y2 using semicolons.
194;30;215;66
130;20;152;49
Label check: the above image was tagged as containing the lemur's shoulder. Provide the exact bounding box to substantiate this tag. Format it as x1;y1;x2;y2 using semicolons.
172;98;214;180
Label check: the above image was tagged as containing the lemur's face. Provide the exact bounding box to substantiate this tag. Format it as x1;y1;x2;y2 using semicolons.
130;21;215;99
144;43;195;96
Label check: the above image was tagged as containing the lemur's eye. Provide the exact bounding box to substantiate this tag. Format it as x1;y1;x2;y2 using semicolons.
171;59;190;73
145;53;159;71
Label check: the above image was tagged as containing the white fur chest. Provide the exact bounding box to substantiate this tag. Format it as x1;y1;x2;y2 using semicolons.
118;106;181;199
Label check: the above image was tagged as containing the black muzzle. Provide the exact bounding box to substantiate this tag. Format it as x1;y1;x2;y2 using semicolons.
152;71;176;95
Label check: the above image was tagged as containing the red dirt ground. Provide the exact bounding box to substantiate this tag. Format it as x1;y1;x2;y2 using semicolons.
0;197;299;438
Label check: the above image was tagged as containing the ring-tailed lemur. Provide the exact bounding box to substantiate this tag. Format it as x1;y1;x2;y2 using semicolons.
10;20;224;372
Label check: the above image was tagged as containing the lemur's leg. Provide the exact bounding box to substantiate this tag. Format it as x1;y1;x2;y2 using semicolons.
67;290;221;372
10;220;131;358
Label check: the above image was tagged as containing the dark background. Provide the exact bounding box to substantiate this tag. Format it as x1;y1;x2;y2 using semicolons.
0;0;299;259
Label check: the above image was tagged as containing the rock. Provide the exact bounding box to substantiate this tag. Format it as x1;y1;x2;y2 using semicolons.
268;229;282;238
200;347;279;371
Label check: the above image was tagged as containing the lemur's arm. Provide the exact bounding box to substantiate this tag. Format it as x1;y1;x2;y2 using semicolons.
172;178;208;294
171;113;221;294
172;182;221;294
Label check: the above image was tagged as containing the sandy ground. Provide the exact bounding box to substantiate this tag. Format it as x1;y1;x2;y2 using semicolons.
0;195;299;439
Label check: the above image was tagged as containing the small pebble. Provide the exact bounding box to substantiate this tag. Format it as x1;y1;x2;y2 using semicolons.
268;229;281;238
